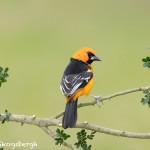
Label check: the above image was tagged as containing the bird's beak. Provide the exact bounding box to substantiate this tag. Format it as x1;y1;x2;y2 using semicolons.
91;56;101;61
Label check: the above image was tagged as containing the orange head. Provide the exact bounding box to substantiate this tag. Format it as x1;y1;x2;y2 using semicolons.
71;47;101;64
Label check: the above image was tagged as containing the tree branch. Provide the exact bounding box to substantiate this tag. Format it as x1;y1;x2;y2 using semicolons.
3;114;61;127
75;122;150;139
1;113;150;139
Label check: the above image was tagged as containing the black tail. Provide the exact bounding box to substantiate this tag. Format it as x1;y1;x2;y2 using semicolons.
62;99;78;129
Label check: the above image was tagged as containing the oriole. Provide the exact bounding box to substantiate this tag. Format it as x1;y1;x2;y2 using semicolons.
60;47;100;129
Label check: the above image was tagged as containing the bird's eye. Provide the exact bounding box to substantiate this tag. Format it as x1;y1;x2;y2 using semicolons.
87;52;94;58
86;52;95;64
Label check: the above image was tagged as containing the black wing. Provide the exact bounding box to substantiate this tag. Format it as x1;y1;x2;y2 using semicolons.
60;71;93;100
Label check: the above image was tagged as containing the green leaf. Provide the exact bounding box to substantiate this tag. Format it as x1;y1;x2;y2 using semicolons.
75;129;96;150
4;67;9;72
0;67;9;87
142;56;150;62
142;58;146;62
0;67;3;72
141;91;150;107
55;128;70;145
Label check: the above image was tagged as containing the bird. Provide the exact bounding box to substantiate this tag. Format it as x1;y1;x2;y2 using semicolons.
60;47;100;129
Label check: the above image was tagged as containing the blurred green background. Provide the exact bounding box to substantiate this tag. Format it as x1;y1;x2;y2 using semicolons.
0;0;150;149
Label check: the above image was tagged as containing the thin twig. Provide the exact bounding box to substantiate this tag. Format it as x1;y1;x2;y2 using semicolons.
78;86;150;107
52;86;150;119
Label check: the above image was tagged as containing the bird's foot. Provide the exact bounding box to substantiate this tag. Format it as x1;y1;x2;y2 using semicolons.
90;95;103;107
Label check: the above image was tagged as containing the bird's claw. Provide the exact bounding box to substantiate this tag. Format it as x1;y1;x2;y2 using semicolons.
90;95;103;107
